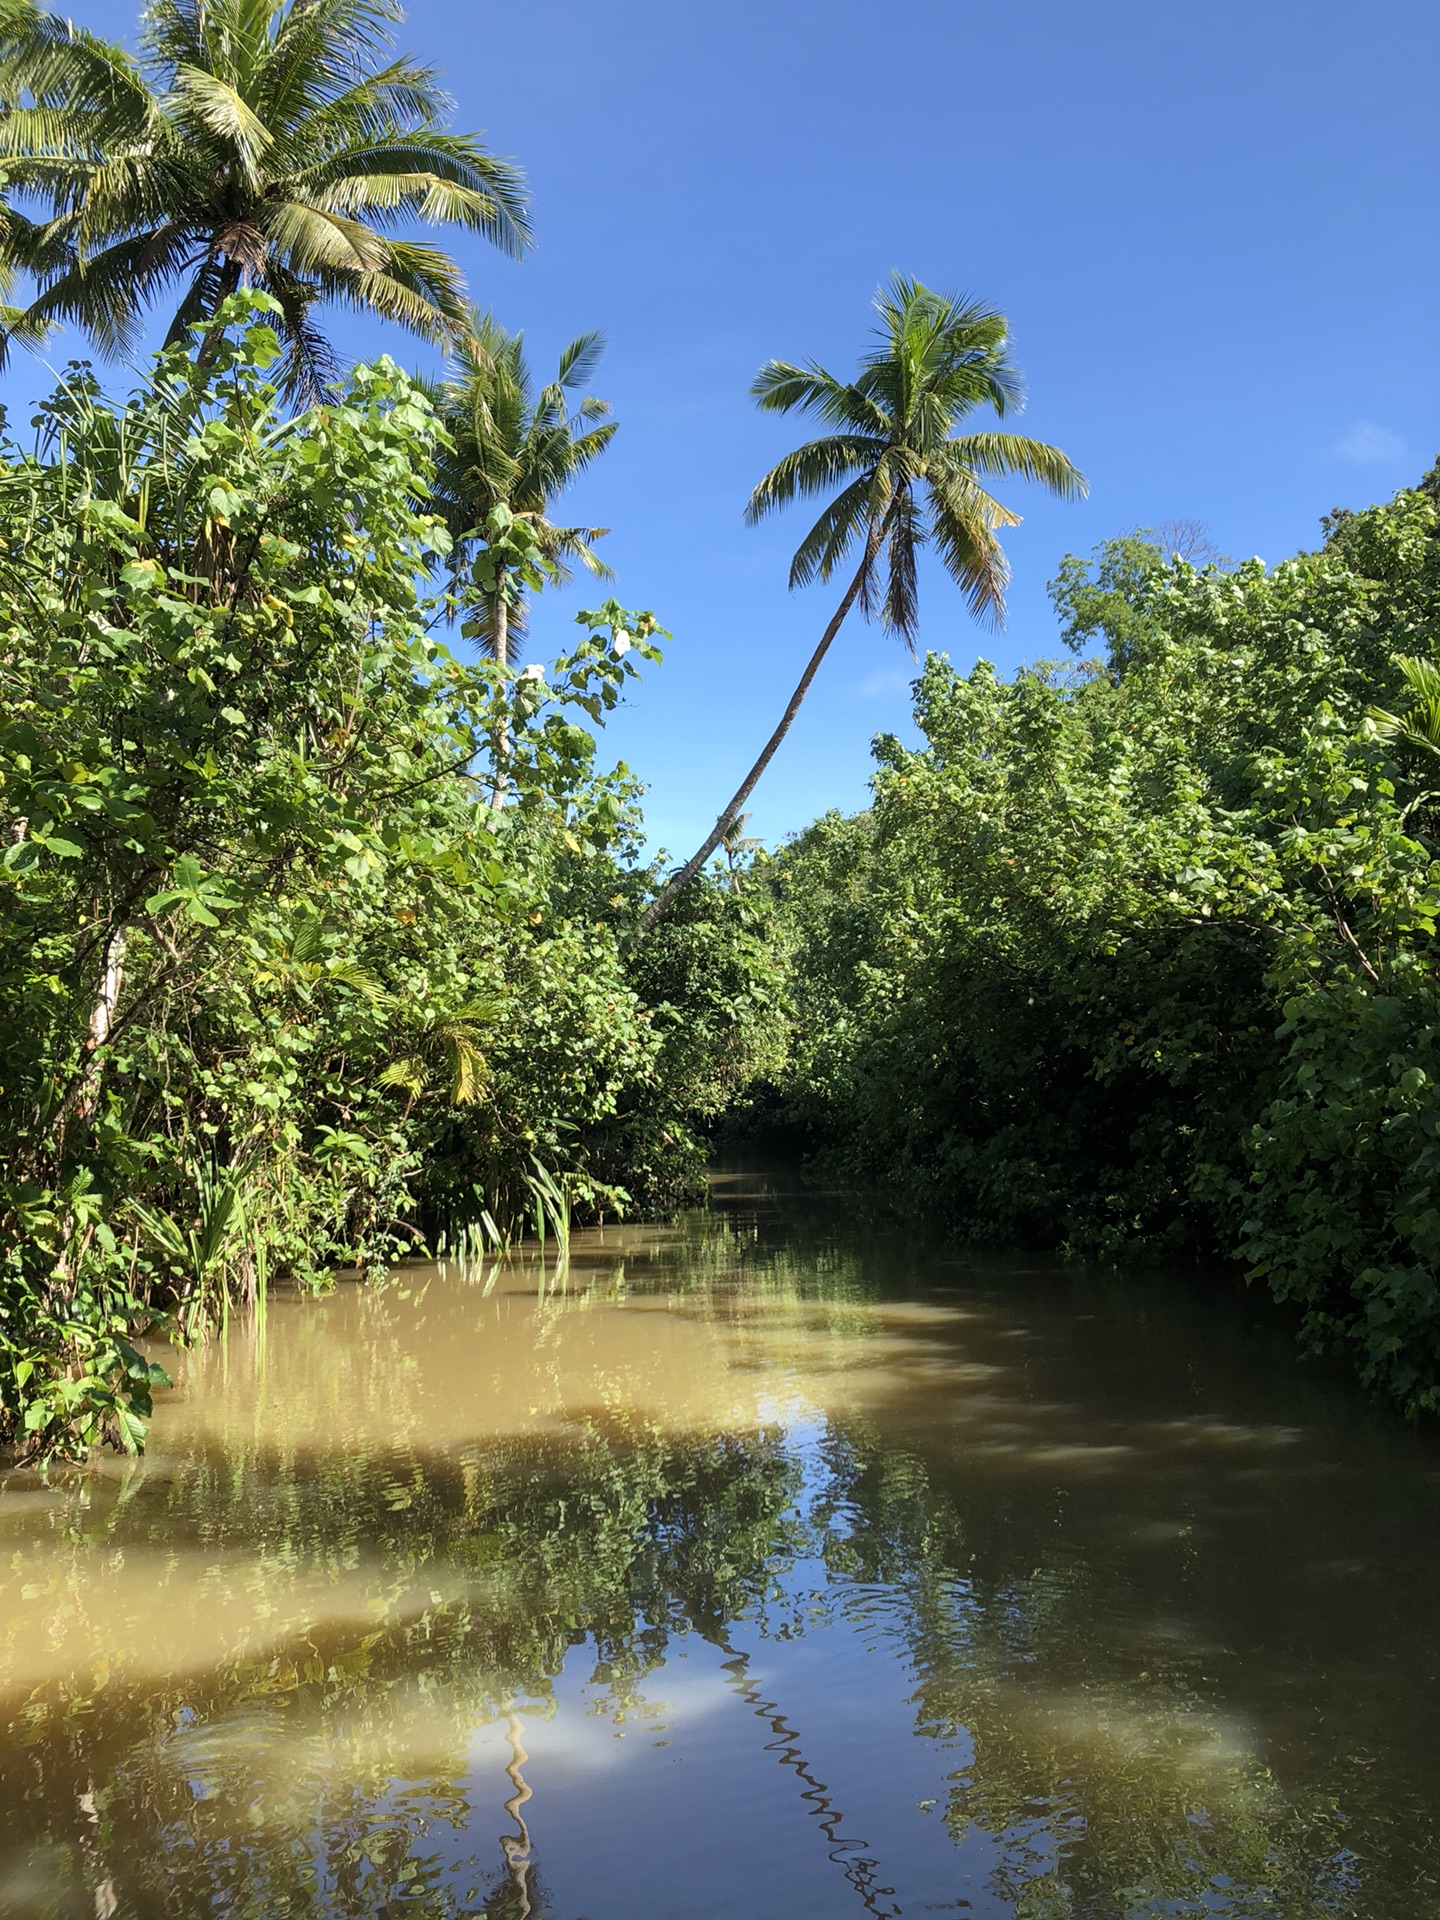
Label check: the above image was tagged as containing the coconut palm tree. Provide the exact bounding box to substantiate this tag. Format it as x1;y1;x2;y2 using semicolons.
637;273;1086;936
0;0;530;400
429;308;617;670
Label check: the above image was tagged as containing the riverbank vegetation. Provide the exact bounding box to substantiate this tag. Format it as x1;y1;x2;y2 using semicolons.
763;470;1440;1414
0;0;790;1458
0;0;1434;1457
0;308;784;1455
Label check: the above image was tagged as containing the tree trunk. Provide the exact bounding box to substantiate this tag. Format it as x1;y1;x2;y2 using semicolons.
75;921;128;1120
635;515;890;938
194;258;245;371
489;574;511;814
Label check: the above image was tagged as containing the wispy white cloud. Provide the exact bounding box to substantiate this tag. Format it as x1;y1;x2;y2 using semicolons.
1333;419;1407;464
855;665;913;699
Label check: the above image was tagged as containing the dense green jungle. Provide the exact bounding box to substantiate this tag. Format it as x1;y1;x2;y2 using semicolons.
766;471;1440;1416
0;308;790;1457
0;0;1438;1465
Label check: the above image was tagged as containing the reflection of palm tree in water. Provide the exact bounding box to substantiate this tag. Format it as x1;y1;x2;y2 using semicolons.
77;1789;118;1919
718;1646;902;1918
500;1709;535;1918
490;1662;900;1920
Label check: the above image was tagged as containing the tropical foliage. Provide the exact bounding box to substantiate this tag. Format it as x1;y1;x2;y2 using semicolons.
0;299;784;1456
764;469;1440;1412
0;0;530;398
429;308;617;665
0;0;1429;1455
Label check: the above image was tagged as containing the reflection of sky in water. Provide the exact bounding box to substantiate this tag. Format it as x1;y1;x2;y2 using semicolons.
454;1633;983;1920
0;1171;1436;1917
448;1415;995;1920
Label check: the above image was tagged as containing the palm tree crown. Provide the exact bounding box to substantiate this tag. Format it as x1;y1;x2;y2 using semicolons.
746;271;1085;640
430;308;617;660
637;275;1084;935
0;0;531;399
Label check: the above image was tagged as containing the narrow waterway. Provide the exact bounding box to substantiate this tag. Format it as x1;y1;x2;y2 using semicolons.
1;1167;1437;1919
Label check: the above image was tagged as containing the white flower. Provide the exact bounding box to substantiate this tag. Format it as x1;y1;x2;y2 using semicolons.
612;631;632;656
518;663;546;682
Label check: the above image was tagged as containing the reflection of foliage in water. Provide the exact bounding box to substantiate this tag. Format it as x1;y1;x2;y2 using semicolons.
0;1222;1431;1918
0;1415;804;1917
798;1421;1412;1920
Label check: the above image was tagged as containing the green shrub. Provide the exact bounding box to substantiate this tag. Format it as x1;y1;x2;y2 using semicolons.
770;478;1440;1409
0;298;785;1455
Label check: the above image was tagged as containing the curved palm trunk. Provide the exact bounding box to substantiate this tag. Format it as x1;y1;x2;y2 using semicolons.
636;514;890;938
488;572;510;814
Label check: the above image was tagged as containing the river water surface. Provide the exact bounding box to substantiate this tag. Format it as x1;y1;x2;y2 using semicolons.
1;1167;1438;1918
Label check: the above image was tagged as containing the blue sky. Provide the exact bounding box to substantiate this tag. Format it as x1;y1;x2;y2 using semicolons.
15;0;1440;859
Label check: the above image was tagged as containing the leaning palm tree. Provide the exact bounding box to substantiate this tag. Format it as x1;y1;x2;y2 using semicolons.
637;273;1086;935
429;308;617;668
0;0;530;400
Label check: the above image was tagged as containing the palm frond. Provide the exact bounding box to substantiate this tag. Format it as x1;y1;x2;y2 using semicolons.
302;137;529;250
323;233;467;340
0;11;158;146
0;0;530;374
940;432;1087;500
263;196;394;272
751;356;891;435
378;1056;426;1099
881;487;923;645
459;586;524;660
745;434;885;524
3;224;193;356
547;417;616;477
162;250;233;347
1369;656;1440;761
306;128;529;251
782;473;877;589
269;57;456;159
328;261;458;340
542;521;613;580
261;258;340;404
867;272;1025;419
556;328;605;389
380;995;494;1106
926;464;1017;625
171;61;273;181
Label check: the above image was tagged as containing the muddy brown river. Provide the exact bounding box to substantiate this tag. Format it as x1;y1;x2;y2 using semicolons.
0;1166;1437;1917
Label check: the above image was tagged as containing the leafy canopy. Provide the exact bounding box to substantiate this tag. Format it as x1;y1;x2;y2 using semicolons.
768;483;1440;1414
